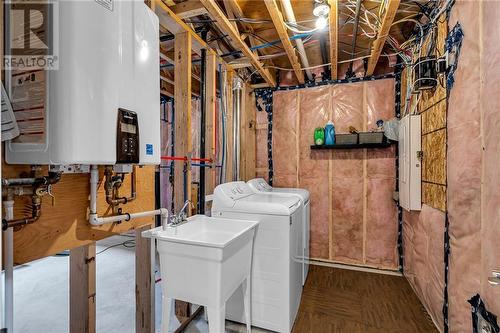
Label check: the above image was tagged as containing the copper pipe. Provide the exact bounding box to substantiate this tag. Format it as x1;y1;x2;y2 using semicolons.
104;166;137;206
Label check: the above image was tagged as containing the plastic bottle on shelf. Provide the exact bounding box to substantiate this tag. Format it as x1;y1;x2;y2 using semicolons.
314;127;325;145
325;121;335;145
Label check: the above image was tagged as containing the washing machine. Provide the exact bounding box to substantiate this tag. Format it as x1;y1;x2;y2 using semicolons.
212;181;303;333
247;178;310;285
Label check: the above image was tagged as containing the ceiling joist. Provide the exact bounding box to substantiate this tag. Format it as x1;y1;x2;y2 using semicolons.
170;1;208;19
153;0;215;56
328;0;338;80
366;0;401;75
263;0;305;84
200;0;276;86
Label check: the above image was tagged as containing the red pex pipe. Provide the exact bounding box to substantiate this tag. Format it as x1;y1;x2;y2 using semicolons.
161;156;212;163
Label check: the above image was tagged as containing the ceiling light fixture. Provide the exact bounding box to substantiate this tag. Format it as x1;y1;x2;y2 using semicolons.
313;0;329;31
313;0;330;17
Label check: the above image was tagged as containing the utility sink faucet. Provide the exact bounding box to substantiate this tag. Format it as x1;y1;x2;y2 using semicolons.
168;200;193;227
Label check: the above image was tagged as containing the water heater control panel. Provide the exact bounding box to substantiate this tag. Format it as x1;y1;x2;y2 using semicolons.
116;109;139;164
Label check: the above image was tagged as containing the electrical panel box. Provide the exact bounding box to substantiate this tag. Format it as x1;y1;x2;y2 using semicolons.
399;114;422;211
5;0;160;165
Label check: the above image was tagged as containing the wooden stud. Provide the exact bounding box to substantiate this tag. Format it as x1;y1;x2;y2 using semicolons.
173;31;193;321
328;0;338;79
366;0;401;75
240;83;257;181
200;0;276;86
205;53;217;194
174;31;192;212
171;0;207;19
263;0;305;84
135;226;154;333
70;243;96;333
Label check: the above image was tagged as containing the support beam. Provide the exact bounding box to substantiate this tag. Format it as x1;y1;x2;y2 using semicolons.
328;0;339;79
136;225;154;333
161;0;176;7
154;0;215;56
174;30;192;321
70;243;96;333
223;0;239;33
264;0;305;84
366;0;400;75
200;0;276;86
174;30;192;217
205;53;217;195
171;0;207;19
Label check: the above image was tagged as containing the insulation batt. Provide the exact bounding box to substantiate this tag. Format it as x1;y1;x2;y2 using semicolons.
403;205;445;330
266;79;398;268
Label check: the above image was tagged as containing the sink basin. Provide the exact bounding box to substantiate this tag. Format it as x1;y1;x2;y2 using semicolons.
142;215;259;333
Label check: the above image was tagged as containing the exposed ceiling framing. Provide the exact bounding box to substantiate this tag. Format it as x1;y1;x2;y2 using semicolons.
366;0;401;75
158;0;430;86
264;0;305;84
199;0;276;86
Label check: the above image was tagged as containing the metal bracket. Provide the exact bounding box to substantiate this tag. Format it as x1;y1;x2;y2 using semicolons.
49;164;90;174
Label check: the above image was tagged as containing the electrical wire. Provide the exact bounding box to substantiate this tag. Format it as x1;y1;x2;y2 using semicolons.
96;239;136;255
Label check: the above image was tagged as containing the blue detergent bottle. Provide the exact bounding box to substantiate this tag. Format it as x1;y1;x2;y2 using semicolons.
325;120;335;145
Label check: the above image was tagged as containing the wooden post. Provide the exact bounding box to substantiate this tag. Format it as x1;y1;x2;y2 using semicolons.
240;84;256;181
205;53;217;193
174;31;192;211
173;30;192;321
70;243;96;333
136;225;154;333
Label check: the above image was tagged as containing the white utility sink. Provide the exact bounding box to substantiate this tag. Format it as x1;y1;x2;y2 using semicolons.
143;215;258;333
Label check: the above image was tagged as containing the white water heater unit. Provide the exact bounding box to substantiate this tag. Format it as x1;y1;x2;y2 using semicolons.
5;0;160;165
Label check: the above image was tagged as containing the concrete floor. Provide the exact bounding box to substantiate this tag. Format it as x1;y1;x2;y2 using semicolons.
11;235;265;333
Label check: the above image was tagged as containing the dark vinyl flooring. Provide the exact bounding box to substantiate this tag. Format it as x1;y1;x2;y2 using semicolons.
291;265;439;333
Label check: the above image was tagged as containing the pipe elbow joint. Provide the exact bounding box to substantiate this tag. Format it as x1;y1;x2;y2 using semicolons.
89;213;102;226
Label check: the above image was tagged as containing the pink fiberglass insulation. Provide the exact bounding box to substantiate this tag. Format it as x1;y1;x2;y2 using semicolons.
330;83;364;264
448;2;483;332
481;0;500;320
365;80;398;267
268;79;398;268
403;205;445;329
298;86;331;260
272;90;299;187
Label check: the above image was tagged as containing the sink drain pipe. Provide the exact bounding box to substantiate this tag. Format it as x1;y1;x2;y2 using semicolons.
88;165;169;226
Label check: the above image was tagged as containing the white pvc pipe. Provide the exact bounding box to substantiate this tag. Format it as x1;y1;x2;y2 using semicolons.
3;200;14;333
92;209;169;227
281;0;314;81
88;165;169;227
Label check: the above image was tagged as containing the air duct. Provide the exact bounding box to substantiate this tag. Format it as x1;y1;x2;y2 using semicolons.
232;78;243;181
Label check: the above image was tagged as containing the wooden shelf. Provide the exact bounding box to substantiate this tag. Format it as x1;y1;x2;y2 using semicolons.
310;142;393;150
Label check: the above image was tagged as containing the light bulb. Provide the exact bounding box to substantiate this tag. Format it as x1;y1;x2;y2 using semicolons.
316;15;328;30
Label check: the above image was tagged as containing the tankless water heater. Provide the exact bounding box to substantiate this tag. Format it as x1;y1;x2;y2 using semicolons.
5;0;160;165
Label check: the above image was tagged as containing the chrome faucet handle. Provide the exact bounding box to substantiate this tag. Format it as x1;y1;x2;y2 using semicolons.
169;214;178;225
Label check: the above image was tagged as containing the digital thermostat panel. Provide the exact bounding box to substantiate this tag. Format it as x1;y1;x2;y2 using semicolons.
116;108;139;164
